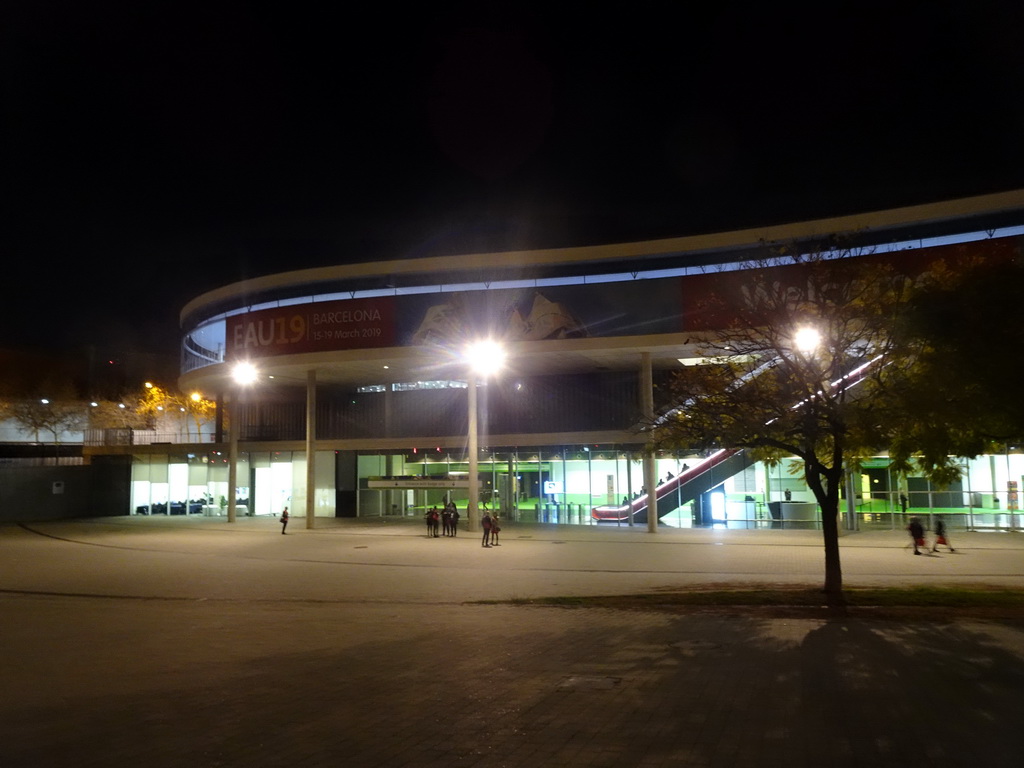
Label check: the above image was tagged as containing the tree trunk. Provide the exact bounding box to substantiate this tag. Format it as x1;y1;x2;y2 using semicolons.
805;463;846;607
818;497;845;606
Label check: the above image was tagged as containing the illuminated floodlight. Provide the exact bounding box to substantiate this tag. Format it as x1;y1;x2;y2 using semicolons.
190;392;202;402
232;361;259;385
464;339;505;377
793;327;821;354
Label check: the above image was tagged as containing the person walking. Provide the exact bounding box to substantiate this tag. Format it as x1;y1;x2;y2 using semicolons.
900;492;908;514
481;511;493;547
279;506;289;535
907;516;926;555
425;506;437;538
932;517;956;552
490;513;501;546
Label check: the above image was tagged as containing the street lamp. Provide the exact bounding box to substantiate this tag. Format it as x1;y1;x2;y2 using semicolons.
227;361;258;523
232;361;259;385
464;339;505;532
794;326;821;355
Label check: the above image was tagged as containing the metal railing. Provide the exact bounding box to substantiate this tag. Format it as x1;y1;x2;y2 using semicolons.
83;429;214;447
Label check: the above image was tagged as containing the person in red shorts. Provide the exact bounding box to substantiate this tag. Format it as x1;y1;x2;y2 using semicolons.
907;516;925;555
932;517;955;552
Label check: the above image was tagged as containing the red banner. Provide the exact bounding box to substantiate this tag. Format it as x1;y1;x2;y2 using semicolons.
679;239;1021;332
226;297;396;359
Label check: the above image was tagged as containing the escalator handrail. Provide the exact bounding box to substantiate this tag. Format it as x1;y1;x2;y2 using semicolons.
591;448;738;517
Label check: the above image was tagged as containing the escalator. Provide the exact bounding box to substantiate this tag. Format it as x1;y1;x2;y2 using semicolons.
591;448;754;524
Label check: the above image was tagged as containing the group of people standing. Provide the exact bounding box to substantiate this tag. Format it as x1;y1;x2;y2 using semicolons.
424;502;503;546
425;500;461;538
907;516;956;555
423;502;503;547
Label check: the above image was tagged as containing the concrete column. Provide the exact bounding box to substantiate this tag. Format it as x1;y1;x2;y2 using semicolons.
306;369;317;529
467;369;480;532
844;467;858;531
625;451;634;526
641;352;658;533
227;392;238;523
506;456;515;517
215;391;225;443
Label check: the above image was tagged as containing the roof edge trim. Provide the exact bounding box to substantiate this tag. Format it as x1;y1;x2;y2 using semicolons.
181;188;1024;326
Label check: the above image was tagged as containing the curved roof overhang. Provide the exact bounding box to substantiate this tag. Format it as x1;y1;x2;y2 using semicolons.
180;188;1024;333
177;189;1024;396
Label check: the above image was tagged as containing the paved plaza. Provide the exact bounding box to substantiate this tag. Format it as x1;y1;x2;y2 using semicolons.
2;515;1024;767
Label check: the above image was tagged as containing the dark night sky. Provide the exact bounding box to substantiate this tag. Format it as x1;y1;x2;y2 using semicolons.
4;1;1024;372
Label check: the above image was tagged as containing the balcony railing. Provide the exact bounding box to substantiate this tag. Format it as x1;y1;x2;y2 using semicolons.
83;429;215;447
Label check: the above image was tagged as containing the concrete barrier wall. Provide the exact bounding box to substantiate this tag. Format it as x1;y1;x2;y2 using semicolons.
0;461;130;523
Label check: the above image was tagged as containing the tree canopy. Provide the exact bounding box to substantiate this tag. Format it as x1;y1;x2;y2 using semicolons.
651;239;1023;603
2;381;218;443
883;253;1024;480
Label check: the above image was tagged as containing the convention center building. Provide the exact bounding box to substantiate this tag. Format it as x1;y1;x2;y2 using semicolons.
88;190;1024;533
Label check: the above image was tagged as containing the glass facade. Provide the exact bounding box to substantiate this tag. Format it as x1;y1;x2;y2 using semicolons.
125;445;1024;532
130;450;336;518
